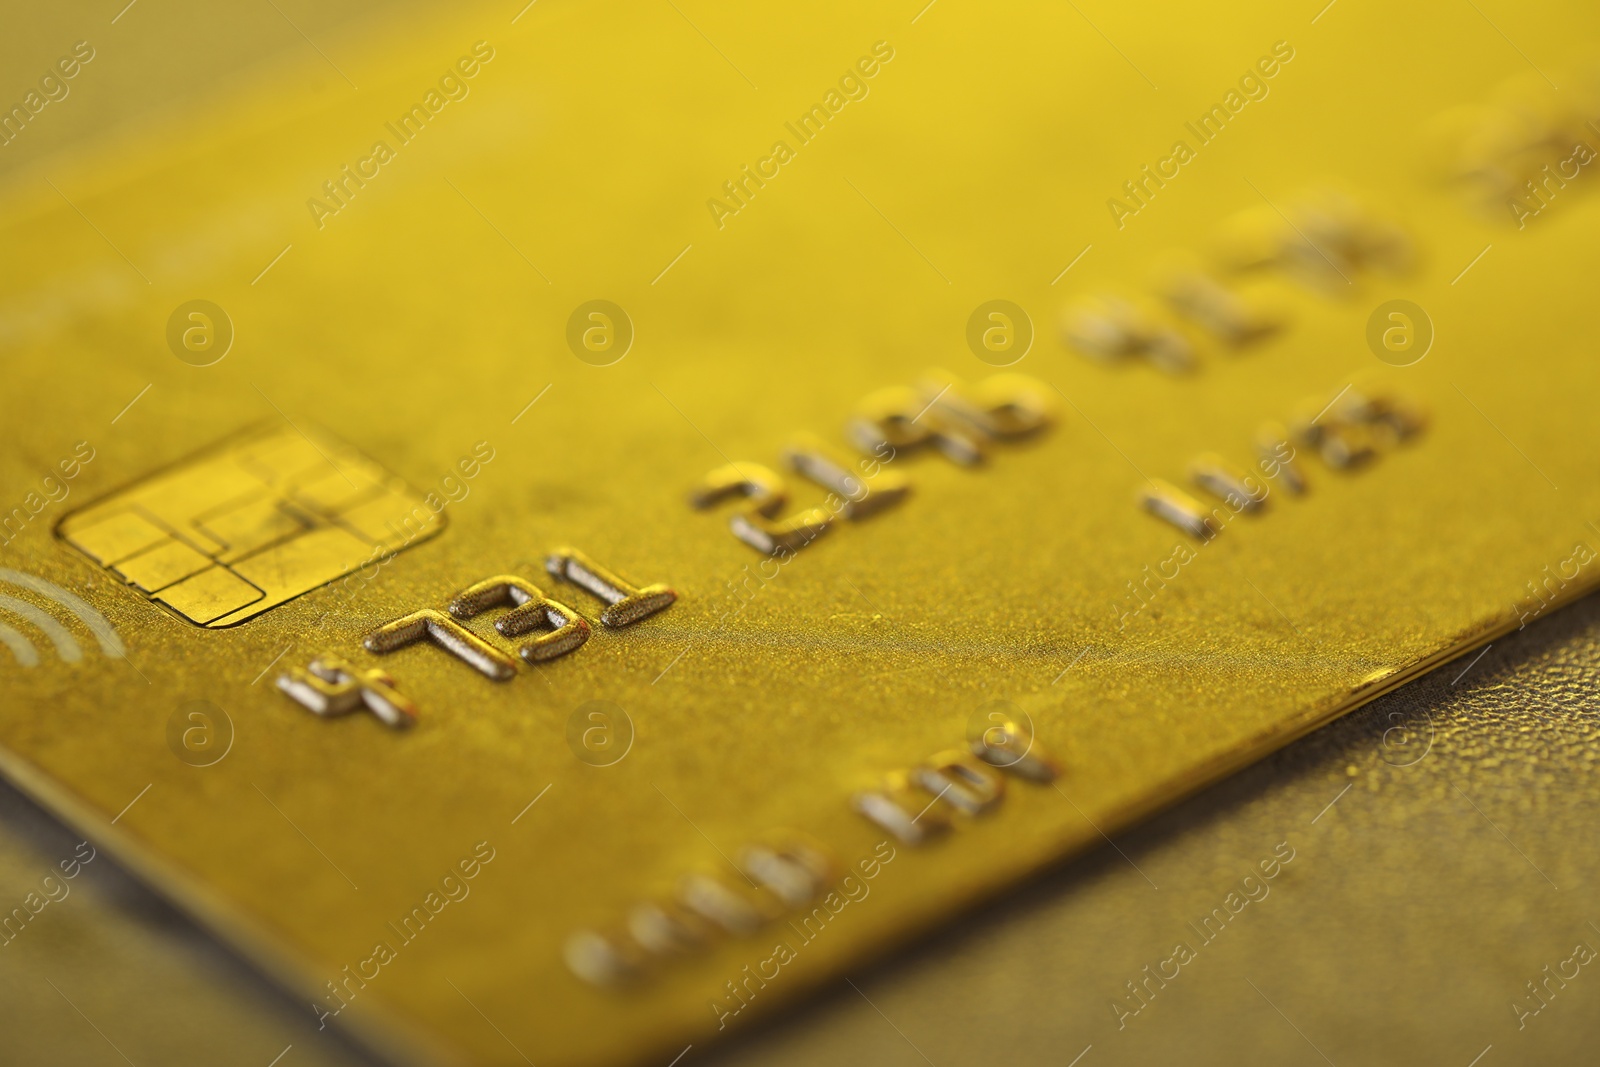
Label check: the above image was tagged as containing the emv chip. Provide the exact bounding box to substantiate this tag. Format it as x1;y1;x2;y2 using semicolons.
56;425;442;627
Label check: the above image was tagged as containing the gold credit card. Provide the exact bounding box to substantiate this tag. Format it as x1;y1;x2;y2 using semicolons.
2;1;1599;1064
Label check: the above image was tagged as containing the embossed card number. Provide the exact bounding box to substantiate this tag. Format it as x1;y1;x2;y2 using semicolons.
276;548;673;726
692;369;1055;555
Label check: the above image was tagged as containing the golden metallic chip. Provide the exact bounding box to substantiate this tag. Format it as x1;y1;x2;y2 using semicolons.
57;426;442;627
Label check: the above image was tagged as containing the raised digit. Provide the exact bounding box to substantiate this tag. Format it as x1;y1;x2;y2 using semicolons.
364;608;517;680
545;547;676;627
448;576;590;663
689;463;832;555
781;434;909;519
276;654;418;727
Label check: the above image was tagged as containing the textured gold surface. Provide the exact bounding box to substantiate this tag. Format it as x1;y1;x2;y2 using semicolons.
706;594;1600;1067
7;586;1591;1065
2;1;1599;1064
